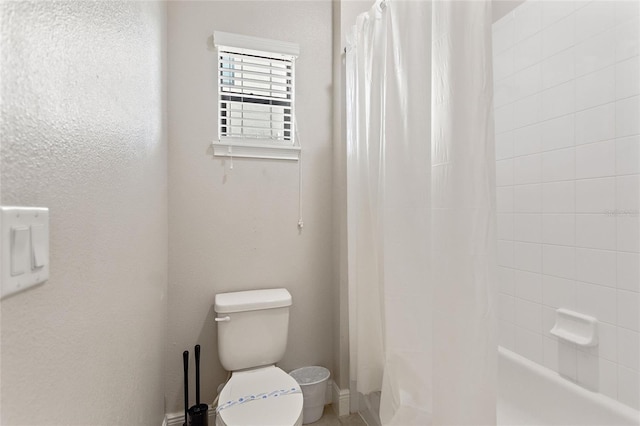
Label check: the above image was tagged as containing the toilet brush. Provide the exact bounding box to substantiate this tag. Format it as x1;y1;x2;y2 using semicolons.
182;351;189;426
188;344;209;426
196;344;202;406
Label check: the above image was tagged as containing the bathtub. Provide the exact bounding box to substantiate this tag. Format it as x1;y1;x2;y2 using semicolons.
498;347;640;426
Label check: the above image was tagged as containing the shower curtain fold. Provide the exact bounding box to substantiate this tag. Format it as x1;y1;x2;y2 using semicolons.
346;1;497;425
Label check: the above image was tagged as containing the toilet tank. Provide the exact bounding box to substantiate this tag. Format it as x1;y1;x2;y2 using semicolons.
214;288;292;371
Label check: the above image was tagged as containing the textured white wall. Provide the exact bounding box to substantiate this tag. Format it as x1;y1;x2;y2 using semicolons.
166;1;334;414
0;2;168;424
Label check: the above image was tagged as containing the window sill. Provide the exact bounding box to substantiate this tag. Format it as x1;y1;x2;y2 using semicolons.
212;141;300;161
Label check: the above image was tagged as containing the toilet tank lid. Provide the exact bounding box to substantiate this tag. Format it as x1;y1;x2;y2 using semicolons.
214;288;292;314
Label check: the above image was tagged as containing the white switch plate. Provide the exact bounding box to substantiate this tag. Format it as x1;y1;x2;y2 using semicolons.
1;206;49;299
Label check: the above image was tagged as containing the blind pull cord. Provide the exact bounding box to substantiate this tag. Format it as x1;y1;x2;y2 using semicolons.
295;116;304;230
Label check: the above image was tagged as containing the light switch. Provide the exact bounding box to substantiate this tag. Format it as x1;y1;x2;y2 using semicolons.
11;226;29;276
30;224;47;269
1;206;49;299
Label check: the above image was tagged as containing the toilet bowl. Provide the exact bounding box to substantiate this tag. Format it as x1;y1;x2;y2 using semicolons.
215;366;303;426
214;289;303;426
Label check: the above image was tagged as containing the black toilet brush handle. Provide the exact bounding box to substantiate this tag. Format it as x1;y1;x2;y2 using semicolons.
183;351;189;426
195;345;201;405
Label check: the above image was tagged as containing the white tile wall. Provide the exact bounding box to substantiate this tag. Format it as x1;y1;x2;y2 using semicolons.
542;48;575;89
496;131;514;160
575;177;615;212
515;33;543;71
617;215;640;253
541;114;575;151
542;147;575;182
515;94;543;128
618;252;640;292
543;274;576;308
514;1;542;42
617;175;640;210
595;321;618;361
514;183;541;212
618;366;640;408
575;140;616;179
515;154;542;184
618;327;640;370
615;18;639;61
575;248;616;287
616;95;640;137
494;1;640;410
498;266;516;295
599;358;619;398
515;241;543;272
513;123;542;156
515;65;543;101
542;214;575;246
543;244;576;279
575;1;615;41
514;213;542;243
497;186;514;213
542;1;575;28
558;339;579;380
616;135;640;175
574;27;616;77
575;65;616;111
616;57;640;99
541;80;575;120
575;103;615;145
575;214;616;250
515;269;543;302
542;181;575;212
543;14;575;58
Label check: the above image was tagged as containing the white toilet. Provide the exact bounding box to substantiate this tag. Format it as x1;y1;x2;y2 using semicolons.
214;288;303;426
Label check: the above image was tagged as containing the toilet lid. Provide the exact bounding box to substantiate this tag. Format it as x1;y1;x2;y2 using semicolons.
217;366;303;426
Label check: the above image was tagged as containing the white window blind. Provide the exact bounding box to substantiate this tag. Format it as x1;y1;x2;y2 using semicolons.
213;31;300;160
219;51;293;142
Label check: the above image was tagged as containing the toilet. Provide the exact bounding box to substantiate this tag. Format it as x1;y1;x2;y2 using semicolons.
214;288;303;426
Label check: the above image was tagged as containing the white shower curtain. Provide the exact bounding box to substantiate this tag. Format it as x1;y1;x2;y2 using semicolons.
346;1;497;425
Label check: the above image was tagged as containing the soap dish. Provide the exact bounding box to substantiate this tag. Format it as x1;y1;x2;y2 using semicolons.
550;308;598;347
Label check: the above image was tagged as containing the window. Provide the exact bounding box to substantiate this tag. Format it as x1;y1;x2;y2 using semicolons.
213;31;300;160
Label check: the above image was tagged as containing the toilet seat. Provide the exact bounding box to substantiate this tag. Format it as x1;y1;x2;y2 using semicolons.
215;366;303;426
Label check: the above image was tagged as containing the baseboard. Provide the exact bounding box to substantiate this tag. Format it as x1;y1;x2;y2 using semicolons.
164;405;216;426
331;380;350;417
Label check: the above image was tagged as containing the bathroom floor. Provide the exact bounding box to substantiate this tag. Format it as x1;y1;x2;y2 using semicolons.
313;405;368;426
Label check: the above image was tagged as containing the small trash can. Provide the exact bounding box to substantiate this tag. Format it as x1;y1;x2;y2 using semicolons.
289;366;330;424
